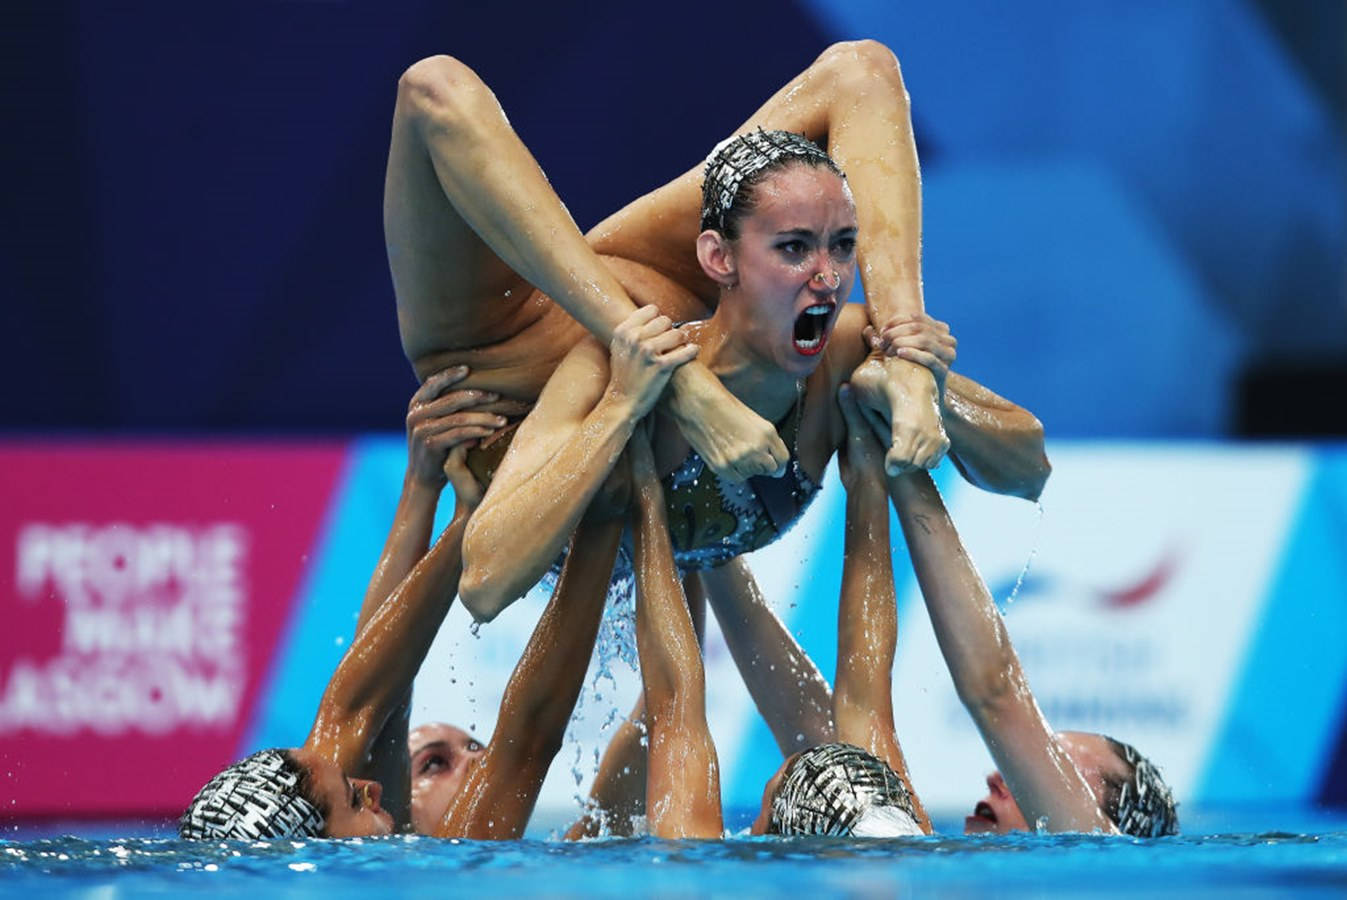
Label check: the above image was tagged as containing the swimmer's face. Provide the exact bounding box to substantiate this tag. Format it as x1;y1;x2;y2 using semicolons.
750;751;801;835
965;731;1127;834
408;722;486;834
290;746;395;838
708;164;857;377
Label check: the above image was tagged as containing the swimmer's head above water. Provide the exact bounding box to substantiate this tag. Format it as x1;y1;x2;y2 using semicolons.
697;130;857;373
408;722;486;834
179;747;393;841
967;731;1179;838
750;743;924;838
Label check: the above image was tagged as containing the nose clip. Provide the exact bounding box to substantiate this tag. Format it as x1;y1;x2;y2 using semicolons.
811;270;841;291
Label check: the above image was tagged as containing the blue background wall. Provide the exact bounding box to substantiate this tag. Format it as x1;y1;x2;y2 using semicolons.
4;1;1343;436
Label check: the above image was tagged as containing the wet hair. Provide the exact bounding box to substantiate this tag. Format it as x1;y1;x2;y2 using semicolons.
1099;737;1179;837
178;748;327;841
767;742;922;837
700;128;843;239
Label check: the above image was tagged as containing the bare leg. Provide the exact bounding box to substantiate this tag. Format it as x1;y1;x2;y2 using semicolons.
386;57;787;480
591;40;948;472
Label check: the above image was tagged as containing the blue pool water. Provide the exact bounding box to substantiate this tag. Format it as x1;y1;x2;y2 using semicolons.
4;811;1346;898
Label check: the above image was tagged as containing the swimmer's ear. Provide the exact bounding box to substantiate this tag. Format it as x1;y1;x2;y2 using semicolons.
696;229;737;288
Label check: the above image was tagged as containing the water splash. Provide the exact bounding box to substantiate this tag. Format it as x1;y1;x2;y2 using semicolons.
1002;501;1045;607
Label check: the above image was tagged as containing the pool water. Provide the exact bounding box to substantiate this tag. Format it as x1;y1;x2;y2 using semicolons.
4;813;1346;899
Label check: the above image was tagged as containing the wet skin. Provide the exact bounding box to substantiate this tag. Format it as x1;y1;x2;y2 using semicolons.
695;164;857;387
290;746;395;838
965;731;1129;834
408;722;487;835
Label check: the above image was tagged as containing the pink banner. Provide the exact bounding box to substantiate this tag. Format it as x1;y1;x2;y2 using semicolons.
0;442;345;818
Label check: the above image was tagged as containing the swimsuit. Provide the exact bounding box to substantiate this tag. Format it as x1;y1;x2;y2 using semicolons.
660;396;820;571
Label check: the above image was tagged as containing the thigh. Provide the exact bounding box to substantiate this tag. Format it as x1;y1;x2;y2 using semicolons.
384;92;539;371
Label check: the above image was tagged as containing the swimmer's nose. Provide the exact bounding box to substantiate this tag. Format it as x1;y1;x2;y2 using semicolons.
809;269;841;293
986;772;1009;798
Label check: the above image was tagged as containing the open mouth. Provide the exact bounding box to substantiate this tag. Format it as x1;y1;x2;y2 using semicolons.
793;302;835;356
965;801;999;834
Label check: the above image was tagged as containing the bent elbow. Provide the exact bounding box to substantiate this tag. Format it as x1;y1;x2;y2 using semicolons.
457;564;507;624
1017;451;1051;503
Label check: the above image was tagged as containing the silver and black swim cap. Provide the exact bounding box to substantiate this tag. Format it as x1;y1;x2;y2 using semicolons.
768;742;922;837
1105;738;1179;837
179;748;326;841
701;129;840;235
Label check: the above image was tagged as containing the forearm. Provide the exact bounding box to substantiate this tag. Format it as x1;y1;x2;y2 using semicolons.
633;473;721;839
460;393;639;620
357;473;442;635
700;560;834;753
942;372;1051;501
887;472;1020;716
634;479;704;720
834;475;898;744
307;511;469;771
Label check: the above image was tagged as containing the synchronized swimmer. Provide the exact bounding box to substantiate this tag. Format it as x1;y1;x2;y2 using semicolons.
180;40;1176;842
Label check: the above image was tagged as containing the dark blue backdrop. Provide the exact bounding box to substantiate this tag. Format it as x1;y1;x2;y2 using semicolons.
3;1;1343;435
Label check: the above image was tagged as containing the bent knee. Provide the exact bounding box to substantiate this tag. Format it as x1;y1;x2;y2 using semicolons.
396;54;494;128
816;39;906;97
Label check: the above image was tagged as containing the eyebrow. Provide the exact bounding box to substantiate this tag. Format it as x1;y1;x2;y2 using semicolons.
412;739;450;756
773;226;857;238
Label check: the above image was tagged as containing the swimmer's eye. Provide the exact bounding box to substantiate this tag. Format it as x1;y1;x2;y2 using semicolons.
419;753;449;775
831;237;856;259
466;740;484;754
776;239;809;257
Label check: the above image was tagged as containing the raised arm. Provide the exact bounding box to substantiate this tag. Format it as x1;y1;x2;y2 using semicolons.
887;470;1115;834
834;385;931;832
631;428;723;839
700;559;835;755
459;306;695;621
857;315;1050;501
437;514;623;840
357;367;504;635
303;371;500;829
304;435;493;826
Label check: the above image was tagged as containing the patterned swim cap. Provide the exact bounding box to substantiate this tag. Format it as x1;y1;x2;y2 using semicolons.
768;742;922;837
179;748;326;841
1104;738;1180;837
700;129;840;235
